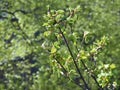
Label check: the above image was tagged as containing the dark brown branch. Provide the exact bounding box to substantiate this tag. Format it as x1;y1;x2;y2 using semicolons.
59;27;90;90
81;60;103;89
54;57;85;89
75;46;103;89
54;58;68;77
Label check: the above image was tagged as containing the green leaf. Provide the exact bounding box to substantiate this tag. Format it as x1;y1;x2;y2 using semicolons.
110;64;116;69
51;46;57;54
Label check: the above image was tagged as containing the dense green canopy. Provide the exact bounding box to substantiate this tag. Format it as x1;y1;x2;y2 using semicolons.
0;0;120;90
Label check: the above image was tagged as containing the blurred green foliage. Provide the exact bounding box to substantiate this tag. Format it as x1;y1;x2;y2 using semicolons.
0;0;120;90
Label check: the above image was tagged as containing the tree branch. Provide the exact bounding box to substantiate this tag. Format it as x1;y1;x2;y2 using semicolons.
59;27;90;90
75;47;103;89
54;57;85;89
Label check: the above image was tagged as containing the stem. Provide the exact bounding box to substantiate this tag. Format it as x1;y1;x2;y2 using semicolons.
54;58;68;77
54;57;84;89
81;60;103;89
59;27;90;90
75;47;103;89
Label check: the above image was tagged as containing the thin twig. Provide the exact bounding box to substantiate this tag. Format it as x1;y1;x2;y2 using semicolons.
75;45;103;89
54;57;85;89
